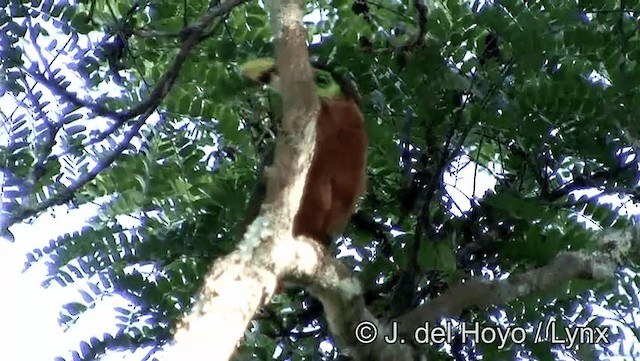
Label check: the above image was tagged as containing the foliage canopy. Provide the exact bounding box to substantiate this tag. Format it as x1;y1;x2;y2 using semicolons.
2;0;640;360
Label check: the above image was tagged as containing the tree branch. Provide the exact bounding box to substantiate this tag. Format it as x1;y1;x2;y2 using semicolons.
163;0;325;359
2;116;147;230
394;227;636;342
546;162;634;202
307;258;416;360
25;0;248;124
3;0;249;232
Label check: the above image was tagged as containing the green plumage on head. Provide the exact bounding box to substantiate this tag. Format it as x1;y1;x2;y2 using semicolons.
240;57;361;107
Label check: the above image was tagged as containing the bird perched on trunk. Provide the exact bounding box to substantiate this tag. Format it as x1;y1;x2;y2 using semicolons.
240;57;368;248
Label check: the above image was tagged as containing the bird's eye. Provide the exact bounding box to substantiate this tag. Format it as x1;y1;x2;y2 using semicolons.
316;74;330;86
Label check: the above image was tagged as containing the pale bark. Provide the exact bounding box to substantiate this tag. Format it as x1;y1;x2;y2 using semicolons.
161;0;639;358
163;0;323;359
392;227;635;347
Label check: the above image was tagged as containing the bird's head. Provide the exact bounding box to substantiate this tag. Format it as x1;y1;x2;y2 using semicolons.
240;57;362;107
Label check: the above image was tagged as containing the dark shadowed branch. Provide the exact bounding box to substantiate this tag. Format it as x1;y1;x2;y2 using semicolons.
3;0;249;231
25;0;248;124
2;115;147;230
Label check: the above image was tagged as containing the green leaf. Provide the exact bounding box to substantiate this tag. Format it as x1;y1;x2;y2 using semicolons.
246;15;265;28
63;302;87;316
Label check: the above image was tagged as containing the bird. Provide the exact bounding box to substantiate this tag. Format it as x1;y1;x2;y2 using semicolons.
239;57;368;249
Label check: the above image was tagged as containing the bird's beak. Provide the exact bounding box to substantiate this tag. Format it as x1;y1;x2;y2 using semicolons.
239;57;276;84
240;57;283;92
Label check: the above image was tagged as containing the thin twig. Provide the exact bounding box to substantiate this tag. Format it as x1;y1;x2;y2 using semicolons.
25;0;249;124
2;114;148;229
